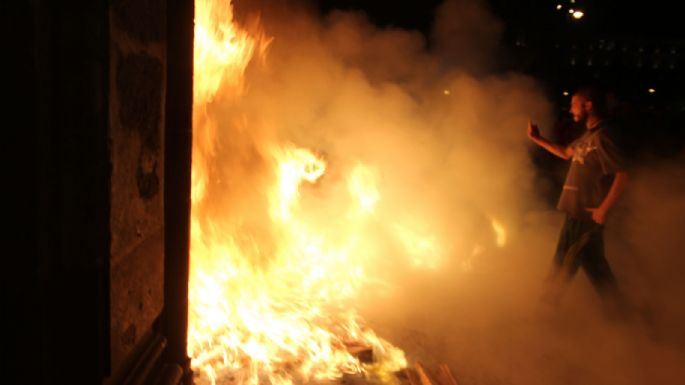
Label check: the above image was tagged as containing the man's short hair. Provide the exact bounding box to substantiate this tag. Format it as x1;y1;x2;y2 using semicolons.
574;86;608;117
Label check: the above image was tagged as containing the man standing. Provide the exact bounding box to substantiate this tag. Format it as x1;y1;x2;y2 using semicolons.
528;87;629;315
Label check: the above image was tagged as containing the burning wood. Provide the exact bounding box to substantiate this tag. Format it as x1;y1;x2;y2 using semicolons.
189;2;409;376
345;342;374;364
436;364;460;385
187;0;493;384
397;363;460;385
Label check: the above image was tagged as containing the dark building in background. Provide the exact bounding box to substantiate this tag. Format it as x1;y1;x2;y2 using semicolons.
317;1;684;114
499;1;684;110
317;0;685;160
504;1;684;161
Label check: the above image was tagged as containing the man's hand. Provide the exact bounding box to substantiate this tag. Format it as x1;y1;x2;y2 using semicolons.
526;120;572;159
585;207;607;225
527;120;541;141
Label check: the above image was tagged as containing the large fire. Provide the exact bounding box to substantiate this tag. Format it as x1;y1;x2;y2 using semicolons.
189;1;409;384
188;1;505;384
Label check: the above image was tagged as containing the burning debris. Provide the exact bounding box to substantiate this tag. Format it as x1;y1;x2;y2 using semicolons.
397;363;460;385
190;2;412;384
188;1;516;384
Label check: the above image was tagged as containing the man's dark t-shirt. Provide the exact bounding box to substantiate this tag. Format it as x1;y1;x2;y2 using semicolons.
557;121;624;220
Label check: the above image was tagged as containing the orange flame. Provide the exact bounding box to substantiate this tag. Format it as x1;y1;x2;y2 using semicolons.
189;1;406;384
194;0;255;105
190;1;513;383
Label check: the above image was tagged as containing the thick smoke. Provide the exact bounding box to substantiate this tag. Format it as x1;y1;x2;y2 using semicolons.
204;1;685;384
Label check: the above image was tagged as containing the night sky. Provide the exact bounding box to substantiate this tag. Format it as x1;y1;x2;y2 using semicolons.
316;0;684;39
315;0;685;157
314;1;684;94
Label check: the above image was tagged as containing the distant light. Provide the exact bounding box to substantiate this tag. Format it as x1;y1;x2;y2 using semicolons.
572;10;585;19
563;91;569;96
648;88;656;94
443;89;451;96
569;8;575;14
570;0;576;3
556;4;563;10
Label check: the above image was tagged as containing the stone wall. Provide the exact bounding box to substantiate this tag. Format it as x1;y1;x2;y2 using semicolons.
108;0;168;377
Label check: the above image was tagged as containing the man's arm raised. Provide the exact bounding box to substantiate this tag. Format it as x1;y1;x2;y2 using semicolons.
527;120;574;160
